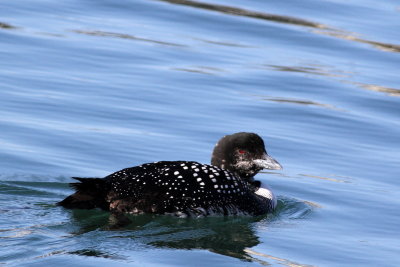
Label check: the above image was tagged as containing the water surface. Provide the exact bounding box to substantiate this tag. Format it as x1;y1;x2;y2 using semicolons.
1;0;399;266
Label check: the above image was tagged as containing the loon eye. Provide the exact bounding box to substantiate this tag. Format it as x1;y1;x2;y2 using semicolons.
239;150;247;154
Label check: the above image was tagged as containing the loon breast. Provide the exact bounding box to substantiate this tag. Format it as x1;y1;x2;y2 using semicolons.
255;183;277;210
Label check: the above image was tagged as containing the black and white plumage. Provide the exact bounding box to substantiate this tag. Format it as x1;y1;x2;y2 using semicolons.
58;132;282;217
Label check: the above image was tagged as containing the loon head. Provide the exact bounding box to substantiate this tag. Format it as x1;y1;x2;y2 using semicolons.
211;132;282;180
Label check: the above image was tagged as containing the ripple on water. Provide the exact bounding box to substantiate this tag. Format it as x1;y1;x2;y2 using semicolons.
271;196;316;221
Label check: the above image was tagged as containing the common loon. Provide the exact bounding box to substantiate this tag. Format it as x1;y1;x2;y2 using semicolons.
58;132;282;217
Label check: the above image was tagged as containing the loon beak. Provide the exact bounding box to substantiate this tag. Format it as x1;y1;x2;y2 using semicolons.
253;154;283;170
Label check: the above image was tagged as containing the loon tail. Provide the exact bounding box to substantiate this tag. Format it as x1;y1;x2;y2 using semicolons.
57;177;109;210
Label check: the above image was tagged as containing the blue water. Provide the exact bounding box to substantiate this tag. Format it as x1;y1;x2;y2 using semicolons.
1;0;399;266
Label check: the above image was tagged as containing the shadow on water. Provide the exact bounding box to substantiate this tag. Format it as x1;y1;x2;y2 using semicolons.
265;63;400;98
71;30;186;47
351;82;400;97
64;196;314;263
261;96;342;111
266;64;352;79
0;22;18;29
157;0;328;29
67;209;264;260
